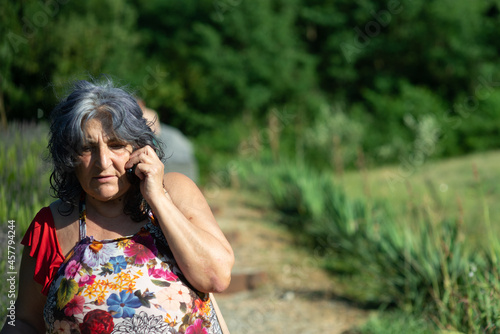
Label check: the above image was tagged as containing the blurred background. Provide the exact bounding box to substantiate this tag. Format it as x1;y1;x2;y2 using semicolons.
3;0;500;332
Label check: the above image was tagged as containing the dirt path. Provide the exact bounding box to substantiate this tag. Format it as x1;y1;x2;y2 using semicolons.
207;188;371;334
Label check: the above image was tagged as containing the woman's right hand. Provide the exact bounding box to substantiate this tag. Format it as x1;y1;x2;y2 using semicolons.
124;145;165;205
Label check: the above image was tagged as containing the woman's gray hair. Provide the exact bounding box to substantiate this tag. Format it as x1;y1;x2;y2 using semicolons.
48;77;164;221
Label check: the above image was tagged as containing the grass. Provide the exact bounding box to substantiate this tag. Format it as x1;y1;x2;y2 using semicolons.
351;310;438;334
339;151;500;250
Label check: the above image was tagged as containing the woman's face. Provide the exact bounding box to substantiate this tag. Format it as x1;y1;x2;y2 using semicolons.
75;117;134;203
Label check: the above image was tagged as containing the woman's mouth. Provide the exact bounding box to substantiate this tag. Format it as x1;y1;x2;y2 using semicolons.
94;175;115;183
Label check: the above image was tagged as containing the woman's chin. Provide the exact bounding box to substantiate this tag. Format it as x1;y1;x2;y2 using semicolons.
86;186;129;202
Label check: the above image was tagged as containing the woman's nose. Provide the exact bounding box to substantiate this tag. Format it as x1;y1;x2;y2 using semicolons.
95;145;112;169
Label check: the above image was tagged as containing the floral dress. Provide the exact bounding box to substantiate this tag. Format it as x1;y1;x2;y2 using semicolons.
43;200;223;334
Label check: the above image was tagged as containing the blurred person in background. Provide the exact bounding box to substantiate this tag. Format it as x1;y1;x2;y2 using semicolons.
1;78;233;334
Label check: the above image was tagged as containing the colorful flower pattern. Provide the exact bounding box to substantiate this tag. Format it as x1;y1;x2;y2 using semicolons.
186;319;209;334
44;218;222;334
107;290;142;318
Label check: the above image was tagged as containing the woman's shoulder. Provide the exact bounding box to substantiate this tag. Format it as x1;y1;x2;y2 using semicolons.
163;171;196;186
48;199;78;231
163;172;202;200
48;199;80;257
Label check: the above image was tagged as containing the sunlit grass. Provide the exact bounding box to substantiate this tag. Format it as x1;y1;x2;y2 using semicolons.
354;310;437;334
339;151;500;250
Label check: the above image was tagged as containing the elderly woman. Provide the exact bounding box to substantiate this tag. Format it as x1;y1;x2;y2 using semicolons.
2;79;233;334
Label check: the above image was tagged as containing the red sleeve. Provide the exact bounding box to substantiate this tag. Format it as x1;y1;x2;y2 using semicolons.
21;207;65;296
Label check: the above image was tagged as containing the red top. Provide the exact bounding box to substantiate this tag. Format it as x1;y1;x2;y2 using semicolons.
21;207;65;296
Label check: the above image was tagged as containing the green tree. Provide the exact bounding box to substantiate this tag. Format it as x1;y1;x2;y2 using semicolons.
2;0;151;121
132;0;319;134
298;0;500;162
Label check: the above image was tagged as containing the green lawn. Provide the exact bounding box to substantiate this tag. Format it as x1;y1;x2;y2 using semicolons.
339;150;500;249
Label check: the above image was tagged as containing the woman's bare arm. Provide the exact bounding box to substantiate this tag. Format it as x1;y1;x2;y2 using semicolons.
151;172;234;293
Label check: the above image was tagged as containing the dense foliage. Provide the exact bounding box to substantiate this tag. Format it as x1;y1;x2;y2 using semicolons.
3;0;500;167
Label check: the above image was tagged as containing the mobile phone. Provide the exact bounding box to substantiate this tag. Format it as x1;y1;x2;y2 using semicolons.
126;164;140;184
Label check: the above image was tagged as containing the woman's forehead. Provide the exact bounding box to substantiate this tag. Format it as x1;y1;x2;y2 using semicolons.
82;118;120;142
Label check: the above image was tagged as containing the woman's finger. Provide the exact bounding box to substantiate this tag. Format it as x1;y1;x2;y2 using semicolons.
125;146;159;169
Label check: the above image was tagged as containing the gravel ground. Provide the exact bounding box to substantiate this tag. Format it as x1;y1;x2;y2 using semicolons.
207;189;371;334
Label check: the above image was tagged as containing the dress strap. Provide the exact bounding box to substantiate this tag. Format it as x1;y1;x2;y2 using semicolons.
148;210;158;226
79;194;87;240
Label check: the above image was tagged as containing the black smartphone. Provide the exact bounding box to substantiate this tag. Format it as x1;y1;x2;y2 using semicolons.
126;164;140;185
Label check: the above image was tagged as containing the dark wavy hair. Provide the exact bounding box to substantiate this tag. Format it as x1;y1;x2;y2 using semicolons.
48;77;164;221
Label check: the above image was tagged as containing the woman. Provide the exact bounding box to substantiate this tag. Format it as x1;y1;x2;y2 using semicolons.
2;79;234;334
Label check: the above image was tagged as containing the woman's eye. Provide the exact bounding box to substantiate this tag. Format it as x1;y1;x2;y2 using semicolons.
109;144;126;150
80;146;93;156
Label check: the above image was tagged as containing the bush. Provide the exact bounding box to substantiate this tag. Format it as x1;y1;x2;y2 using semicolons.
303;103;365;171
452;88;500;154
357;82;447;165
